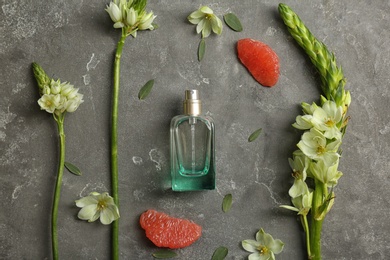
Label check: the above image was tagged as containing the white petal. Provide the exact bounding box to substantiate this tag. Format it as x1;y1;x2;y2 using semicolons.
89;211;101;222
188;10;205;24
242;240;260;253
211;16;223;35
77;204;98;221
202;21;211;38
75;196;98;208
269;239;284;254
113;22;124;28
248;253;262;260
196;18;206;34
199;6;213;14
100;208;116;225
279;205;299;212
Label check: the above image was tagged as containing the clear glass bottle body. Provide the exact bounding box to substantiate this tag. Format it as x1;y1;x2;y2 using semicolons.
170;115;215;191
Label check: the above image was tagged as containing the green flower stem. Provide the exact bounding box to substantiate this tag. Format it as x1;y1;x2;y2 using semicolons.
279;4;350;260
52;114;65;260
301;215;312;259
111;28;127;260
310;180;327;260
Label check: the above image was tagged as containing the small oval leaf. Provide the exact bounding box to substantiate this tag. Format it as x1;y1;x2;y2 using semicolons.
198;39;206;61
212;246;228;260
248;128;262;142
64;162;82;176
152;249;177;259
222;194;233;213
223;13;243;32
138;79;155;100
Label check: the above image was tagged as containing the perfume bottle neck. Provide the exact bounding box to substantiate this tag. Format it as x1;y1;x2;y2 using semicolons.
183;89;202;116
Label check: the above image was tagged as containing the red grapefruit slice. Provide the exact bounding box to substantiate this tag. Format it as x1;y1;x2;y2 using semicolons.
237;38;280;87
140;209;202;249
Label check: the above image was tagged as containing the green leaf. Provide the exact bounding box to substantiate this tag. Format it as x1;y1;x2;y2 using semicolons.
64;162;82;176
248;128;262;142
212;246;228;260
138;79;154;100
222;194;233;213
198;38;206;61
223;13;243;32
152;249;177;259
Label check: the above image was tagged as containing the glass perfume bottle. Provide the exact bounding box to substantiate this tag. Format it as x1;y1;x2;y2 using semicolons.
170;89;215;191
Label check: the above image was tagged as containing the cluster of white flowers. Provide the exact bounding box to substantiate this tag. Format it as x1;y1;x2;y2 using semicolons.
105;0;156;36
281;99;347;216
37;79;83;115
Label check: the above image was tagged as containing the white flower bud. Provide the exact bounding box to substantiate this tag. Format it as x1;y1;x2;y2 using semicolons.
60;84;73;96
42;85;51;95
106;2;122;23
50;80;62;94
126;7;137;26
138;11;156;30
66;88;79;100
66;93;84;113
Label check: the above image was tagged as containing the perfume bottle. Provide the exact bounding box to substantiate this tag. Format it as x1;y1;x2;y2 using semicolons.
170;89;215;191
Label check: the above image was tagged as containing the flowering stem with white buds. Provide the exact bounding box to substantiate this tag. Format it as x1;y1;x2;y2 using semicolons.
110;28;127;260
279;4;351;260
52;113;65;260
105;1;157;258
33;62;83;260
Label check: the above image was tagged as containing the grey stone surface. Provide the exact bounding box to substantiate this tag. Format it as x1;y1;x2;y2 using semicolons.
1;0;389;259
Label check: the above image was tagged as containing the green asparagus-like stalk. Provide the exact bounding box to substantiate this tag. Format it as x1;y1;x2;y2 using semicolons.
32;63;51;95
278;3;348;108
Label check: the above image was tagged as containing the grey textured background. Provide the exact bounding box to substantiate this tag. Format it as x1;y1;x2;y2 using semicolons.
1;0;389;259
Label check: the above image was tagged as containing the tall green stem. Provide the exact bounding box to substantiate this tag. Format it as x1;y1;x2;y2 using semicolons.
52;114;65;260
111;29;127;260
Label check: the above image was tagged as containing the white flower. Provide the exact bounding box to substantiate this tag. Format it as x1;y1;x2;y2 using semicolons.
126;7;137;26
65;87;80;100
188;6;223;38
138;11;156;30
310;159;343;185
311;101;343;139
297;128;341;166
288;151;310;198
42;85;51;95
281;187;313;216
50;79;62;94
106;2;122;23
242;229;284;260
64;93;84;113
292;114;313;130
301;102;319;115
38;94;61;113
60;83;73;96
75;192;120;225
